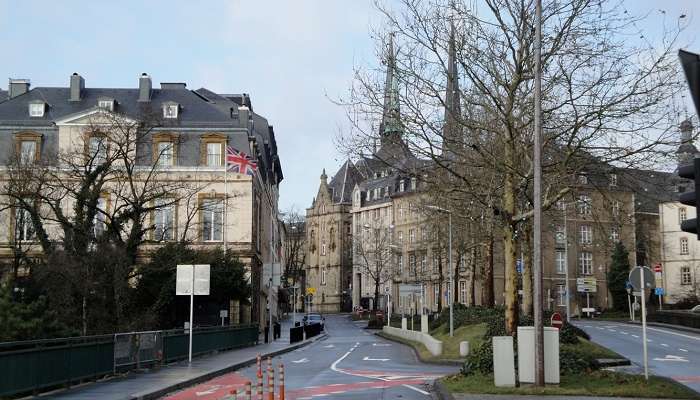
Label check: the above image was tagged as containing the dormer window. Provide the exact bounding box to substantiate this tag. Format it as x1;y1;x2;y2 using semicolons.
411;177;417;190
163;102;179;119
28;101;45;117
399;180;405;192
98;99;115;111
577;174;588;185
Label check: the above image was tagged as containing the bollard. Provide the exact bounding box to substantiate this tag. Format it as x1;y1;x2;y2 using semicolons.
267;358;274;400
245;381;252;400
279;363;285;400
257;354;263;380
257;375;263;400
229;388;237;400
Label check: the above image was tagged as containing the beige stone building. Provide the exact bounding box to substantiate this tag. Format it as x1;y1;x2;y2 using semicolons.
0;74;283;329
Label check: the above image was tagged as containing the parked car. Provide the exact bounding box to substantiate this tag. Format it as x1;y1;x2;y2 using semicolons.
691;305;700;313
303;313;325;329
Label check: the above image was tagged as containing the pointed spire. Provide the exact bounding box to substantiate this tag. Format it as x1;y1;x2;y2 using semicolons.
380;32;402;146
678;119;698;168
443;22;462;157
320;168;328;185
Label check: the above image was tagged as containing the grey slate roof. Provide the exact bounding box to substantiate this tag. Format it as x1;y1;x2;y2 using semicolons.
621;168;681;214
0;87;235;127
0;90;7;103
328;160;362;204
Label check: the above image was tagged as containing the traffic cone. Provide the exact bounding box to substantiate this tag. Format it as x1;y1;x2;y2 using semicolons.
279;363;285;400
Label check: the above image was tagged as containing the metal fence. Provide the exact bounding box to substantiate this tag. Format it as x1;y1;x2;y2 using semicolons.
0;324;258;398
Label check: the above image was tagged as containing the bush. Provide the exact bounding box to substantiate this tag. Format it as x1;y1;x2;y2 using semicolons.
670;294;700;310
367;318;384;329
559;322;590;344
560;346;598;374
462;341;494;376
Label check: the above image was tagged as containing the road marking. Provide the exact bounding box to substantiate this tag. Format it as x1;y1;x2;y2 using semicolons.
323;344;335;348
680;348;689;352
661;343;669;347
584;325;592;328
363;356;390;362
647;339;653;343
608;329;617;333
653;355;689;362
632;334;639;338
292;358;310;363
373;343;392;347
620;332;628;335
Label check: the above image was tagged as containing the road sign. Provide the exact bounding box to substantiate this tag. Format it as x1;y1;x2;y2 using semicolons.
629;266;655;291
654;263;662;273
655;287;665;296
399;283;422;296
176;264;211;295
306;287;316;295
550;313;563;330
576;277;597;293
516;259;523;274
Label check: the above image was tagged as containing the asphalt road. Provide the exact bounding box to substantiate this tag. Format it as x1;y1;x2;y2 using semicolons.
163;314;458;399
574;319;700;393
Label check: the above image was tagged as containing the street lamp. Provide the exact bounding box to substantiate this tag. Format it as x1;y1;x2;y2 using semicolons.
426;205;453;337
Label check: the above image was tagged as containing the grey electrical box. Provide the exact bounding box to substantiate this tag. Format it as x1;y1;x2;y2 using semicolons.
517;326;560;384
492;336;516;387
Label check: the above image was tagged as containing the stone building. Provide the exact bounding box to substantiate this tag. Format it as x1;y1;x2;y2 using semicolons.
0;74;283;329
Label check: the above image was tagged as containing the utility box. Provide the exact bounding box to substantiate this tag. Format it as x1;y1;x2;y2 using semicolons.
421;314;429;333
401;317;407;330
492;336;516;387
517;326;560;384
459;341;470;357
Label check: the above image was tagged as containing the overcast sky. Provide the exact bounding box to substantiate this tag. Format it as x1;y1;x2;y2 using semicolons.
0;0;698;212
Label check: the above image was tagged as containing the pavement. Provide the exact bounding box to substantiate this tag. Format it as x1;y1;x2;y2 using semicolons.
161;314;459;399
451;396;686;400
573;319;700;393
41;319;321;400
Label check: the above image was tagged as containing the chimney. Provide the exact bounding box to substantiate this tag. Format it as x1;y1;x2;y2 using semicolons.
138;73;152;102
69;73;84;102
8;78;30;98
238;105;250;129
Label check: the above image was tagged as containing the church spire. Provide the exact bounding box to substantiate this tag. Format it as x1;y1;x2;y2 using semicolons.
380;32;402;146
443;22;462;157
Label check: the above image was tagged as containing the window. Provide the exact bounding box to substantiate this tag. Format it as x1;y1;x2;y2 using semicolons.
577;174;588;184
610;227;619;242
20;140;36;164
321;268;327;285
410;177;417;190
432;252;439;272
555;251;566;274
154;200;175;241
609;174;617;186
397;254;404;274
555;200;565;211
681;266;692;285
680;238;689;255
459;280;466;304
399;180;405;192
384;186;389;197
163;103;179;119
557;285;566;306
397;231;403;245
29;102;44;117
409;253;416;275
579;225;592;245
420;253;427;273
89;136;107;164
98;99;114;111
206;142;223;166
201;198;224;241
680;208;688;225
421;227;427;241
94;196;107;238
612;201;620;217
555;225;566;245
398;204;404;218
409;229;415;243
157;141;174;167
14;200;35;241
433;285;440;308
579;252;592;275
321;240;327;256
577;195;591;215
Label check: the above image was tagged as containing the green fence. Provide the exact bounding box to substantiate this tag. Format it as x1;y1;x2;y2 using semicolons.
0;335;114;397
0;325;259;398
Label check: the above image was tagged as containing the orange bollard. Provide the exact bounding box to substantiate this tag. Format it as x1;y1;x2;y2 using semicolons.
257;375;263;400
279;363;285;400
257;354;263;380
245;381;252;400
267;358;274;400
229;388;238;400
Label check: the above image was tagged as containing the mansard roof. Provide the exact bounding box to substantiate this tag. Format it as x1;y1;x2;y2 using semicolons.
328;160;362;204
0;90;7;103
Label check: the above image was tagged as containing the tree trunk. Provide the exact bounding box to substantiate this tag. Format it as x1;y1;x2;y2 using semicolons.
482;236;495;307
521;223;533;317
503;168;518;335
374;277;380;312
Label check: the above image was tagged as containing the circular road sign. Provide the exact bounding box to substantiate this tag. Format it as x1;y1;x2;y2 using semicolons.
654;263;662;273
628;266;655;291
550;312;564;330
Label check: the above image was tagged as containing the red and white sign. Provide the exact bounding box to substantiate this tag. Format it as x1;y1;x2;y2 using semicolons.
550;312;564;330
654;263;662;273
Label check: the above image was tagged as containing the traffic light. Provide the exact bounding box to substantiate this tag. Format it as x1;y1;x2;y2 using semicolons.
679;50;700;115
679;158;700;237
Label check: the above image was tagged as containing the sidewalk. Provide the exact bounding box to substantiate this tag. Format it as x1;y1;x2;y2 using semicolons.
43;319;324;400
451;395;683;400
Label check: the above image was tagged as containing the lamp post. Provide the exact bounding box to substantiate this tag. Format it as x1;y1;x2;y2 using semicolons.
426;205;453;337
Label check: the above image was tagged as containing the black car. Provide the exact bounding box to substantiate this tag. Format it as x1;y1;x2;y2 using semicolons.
303;313;325;329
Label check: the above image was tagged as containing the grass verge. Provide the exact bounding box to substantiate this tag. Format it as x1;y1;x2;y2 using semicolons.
441;371;699;399
379;322;487;362
564;336;622;359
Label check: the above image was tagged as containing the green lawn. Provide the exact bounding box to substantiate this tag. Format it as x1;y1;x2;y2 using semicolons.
564;336;622;359
441;371;700;399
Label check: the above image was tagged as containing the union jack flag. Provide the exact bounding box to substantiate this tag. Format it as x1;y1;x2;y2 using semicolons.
226;146;258;176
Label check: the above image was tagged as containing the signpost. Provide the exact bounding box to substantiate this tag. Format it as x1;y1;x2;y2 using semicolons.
576;277;597;317
550;313;563;330
176;264;210;363
629;266;654;381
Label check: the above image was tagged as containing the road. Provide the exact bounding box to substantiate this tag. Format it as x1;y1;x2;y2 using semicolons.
574;319;700;393
162;314;458;399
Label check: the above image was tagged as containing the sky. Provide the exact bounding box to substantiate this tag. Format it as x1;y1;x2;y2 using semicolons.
0;0;698;212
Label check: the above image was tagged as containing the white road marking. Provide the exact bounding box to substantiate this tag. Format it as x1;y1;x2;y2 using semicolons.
680;348;689;352
653;355;689;362
292;358;310;363
647;339;653;343
195;385;222;395
632;334;639;338
608;329;617;333
363;356;390;362
323;344;335;348
373;343;392;347
620;332;628;335
661;343;669;347
584;325;592;328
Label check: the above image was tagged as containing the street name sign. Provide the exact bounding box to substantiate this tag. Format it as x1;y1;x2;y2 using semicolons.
175;264;210;363
399;284;422;296
576;277;597;293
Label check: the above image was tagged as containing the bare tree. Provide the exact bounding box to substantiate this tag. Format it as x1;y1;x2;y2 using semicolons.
338;0;686;334
282;208;306;287
355;222;395;311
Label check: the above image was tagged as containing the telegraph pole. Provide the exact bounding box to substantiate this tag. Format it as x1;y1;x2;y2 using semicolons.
533;0;545;387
